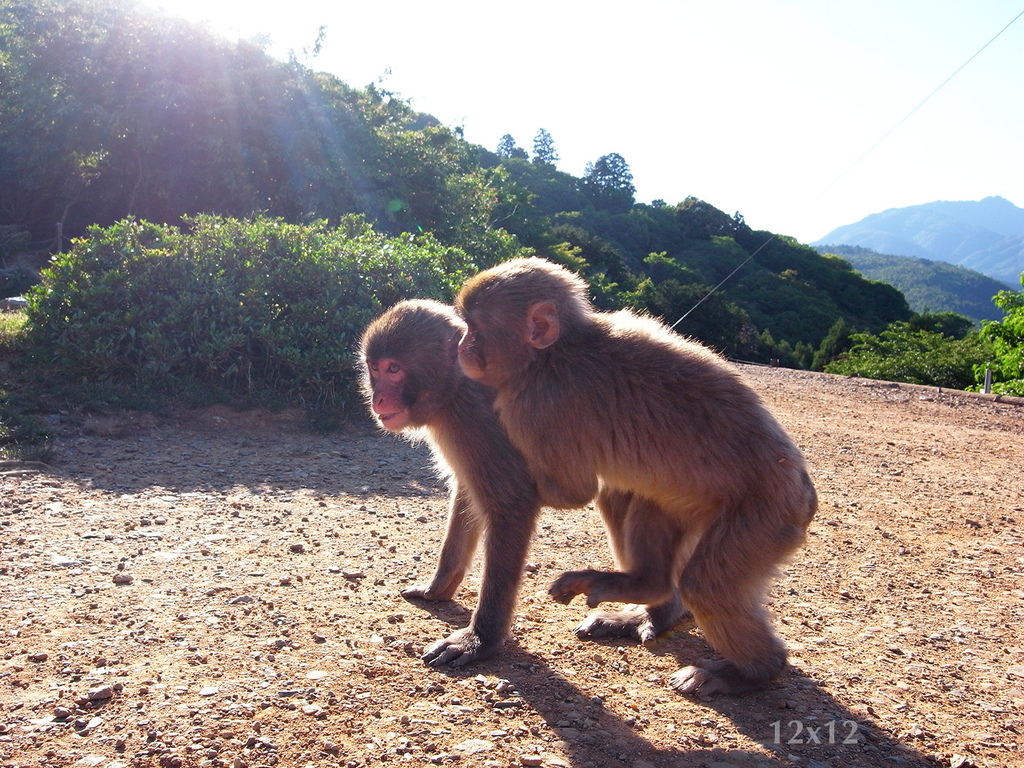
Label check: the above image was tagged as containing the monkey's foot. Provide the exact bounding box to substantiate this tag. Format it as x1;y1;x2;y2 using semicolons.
401;582;458;602
401;585;454;606
422;627;501;668
575;603;695;644
668;659;774;696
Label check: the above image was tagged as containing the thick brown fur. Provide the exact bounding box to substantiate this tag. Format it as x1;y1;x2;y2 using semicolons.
455;257;817;695
359;299;542;667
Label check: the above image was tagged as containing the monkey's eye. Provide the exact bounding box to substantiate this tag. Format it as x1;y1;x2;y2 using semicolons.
385;362;401;374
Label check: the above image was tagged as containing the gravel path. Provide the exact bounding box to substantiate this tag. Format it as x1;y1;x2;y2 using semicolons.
1;366;1022;768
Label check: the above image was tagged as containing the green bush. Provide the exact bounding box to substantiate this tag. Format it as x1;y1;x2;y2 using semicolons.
25;215;475;407
824;322;990;390
974;280;1024;396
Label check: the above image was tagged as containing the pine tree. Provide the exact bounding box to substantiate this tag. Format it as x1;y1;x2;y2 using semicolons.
532;128;558;167
496;134;527;160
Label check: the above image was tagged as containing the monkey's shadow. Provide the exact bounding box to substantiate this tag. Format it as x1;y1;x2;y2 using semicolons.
414;603;934;768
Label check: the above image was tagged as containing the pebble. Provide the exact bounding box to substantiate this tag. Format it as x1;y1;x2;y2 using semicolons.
453;739;493;754
113;571;134;584
76;716;103;734
199;686;220;697
87;684;114;701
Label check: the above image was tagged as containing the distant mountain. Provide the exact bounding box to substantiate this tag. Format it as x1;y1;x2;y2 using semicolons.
814;244;1010;324
813;197;1024;287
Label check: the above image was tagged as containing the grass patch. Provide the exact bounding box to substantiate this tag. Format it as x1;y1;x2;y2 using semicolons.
0;310;54;461
0;310;28;352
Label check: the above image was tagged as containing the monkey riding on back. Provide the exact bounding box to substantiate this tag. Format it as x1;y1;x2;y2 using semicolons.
455;257;817;695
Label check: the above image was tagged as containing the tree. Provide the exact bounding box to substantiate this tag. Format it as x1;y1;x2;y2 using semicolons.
583;153;634;194
824;322;988;389
620;266;749;357
532;128;558;167
582;152;635;212
496;134;528;160
908;311;974;339
975;279;1024;395
811;318;852;371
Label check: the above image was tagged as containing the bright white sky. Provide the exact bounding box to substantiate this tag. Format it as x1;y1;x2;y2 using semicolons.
140;0;1024;244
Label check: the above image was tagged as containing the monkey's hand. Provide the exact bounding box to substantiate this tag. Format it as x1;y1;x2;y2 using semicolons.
422;627;500;667
548;569;613;607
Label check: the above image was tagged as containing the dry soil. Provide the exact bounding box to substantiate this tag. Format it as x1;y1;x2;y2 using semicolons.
1;366;1022;768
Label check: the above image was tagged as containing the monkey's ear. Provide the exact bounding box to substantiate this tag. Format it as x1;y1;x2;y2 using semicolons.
526;301;560;349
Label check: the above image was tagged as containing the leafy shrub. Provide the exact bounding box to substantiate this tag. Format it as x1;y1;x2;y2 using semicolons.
974;281;1024;396
824;322;990;390
0;225;31;260
25;215;475;407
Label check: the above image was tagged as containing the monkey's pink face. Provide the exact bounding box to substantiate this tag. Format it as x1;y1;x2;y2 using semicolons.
366;358;413;431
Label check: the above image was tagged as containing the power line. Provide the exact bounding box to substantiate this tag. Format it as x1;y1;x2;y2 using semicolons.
670;8;1024;332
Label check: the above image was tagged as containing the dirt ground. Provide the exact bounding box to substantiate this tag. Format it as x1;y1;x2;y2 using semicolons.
1;366;1022;768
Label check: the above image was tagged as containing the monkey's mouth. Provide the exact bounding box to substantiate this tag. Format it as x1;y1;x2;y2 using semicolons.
377;410;408;430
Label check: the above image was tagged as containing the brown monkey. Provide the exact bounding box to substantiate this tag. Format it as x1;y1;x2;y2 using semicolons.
359;299;542;666
455;257;817;695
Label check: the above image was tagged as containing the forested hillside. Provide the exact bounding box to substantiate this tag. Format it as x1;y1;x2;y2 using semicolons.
816;244;1010;323
0;0;911;368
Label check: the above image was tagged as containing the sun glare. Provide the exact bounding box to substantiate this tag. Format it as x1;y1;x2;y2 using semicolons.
141;0;283;46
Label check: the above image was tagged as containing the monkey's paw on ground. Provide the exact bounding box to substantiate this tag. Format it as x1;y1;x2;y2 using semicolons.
668;658;775;697
421;627;501;667
400;580;459;602
574;602;695;644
